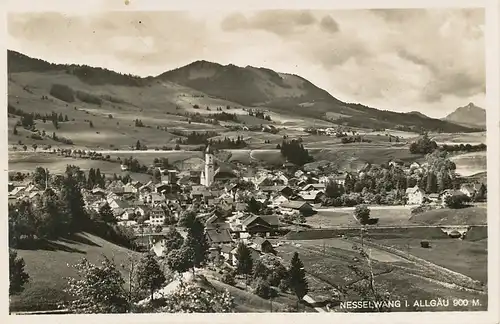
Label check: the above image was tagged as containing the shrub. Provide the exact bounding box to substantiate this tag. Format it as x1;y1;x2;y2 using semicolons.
445;194;471;209
221;270;236;286
49;84;75;102
253;279;271;299
76;90;102;105
278;278;289;292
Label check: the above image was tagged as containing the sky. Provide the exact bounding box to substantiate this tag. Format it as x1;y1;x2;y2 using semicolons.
7;8;485;118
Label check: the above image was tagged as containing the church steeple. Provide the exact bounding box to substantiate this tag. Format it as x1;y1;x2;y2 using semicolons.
205;144;214;154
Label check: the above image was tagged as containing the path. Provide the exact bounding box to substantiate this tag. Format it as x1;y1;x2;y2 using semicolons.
316;205;415;212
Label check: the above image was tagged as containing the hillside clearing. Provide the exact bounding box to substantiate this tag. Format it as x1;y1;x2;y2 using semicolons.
409;206;487;226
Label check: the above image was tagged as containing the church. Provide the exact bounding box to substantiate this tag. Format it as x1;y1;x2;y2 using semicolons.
199;145;237;187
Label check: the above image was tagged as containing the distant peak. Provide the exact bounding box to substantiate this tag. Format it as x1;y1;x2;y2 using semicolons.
467;102;475;107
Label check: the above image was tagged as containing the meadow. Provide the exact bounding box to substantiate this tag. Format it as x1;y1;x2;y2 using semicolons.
10;232;141;312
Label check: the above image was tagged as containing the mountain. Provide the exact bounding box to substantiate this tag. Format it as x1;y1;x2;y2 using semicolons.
7;50;482;133
443;103;486;129
156;60;481;133
407;111;430;118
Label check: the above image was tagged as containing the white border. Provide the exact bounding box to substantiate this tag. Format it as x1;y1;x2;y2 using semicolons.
2;1;499;324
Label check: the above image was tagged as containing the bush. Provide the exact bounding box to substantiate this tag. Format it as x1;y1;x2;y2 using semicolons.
221;270;236;286
445;194;471;209
253;279;271;299
49;84;75;103
278;278;289;292
76;90;102;105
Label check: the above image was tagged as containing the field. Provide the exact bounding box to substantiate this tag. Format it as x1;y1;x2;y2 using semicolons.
307;207;413;228
279;239;487;311
409;206;487;226
10;232;141;312
429;132;486;145
450;151;487;177
370;237;488;283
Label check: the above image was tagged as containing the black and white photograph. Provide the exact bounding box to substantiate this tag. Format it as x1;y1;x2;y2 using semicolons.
4;0;499;320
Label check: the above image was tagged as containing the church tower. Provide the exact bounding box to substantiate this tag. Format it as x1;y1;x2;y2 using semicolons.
203;144;215;187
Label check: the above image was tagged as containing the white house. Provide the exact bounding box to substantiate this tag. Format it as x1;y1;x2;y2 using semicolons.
405;185;425;205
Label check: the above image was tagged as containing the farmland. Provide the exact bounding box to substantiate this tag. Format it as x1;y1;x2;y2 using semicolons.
275;232;488;311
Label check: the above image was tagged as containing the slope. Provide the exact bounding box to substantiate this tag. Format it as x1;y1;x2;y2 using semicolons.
10;232;141;312
158;60;481;133
443;103;486;129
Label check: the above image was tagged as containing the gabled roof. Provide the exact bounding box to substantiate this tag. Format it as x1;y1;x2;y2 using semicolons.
206;228;233;244
280;200;310;209
406;185;424;194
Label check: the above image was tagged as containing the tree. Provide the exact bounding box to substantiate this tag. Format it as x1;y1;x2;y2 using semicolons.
235;242;253;286
474;183;487;202
445;194;470;209
166;245;194;274
253;260;269;281
34;189;64;238
22;145;27;151
152;169;162;184
65;257;128;313
13;125;18;135
425;172;438;194
32;144;38;152
158;281;233;313
59;167;88;232
354;204;371;225
33;167;48;189
99;203;116;224
288;252;308;310
89;120;94;128
135;140;141;150
246;197;262;214
9;249;29;296
253;278;271;299
162;227;184;254
136;253;167;302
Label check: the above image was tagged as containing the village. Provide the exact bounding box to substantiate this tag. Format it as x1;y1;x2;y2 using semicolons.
8;142;487;273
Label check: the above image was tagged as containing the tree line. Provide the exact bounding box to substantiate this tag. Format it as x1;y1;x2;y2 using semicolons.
279;139;314;166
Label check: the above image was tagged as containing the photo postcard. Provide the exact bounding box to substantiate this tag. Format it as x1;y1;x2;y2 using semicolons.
3;0;499;323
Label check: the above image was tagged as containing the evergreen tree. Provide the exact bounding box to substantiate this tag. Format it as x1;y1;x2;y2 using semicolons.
135;140;141;150
136;253;167;302
33;167;48;189
59;167;87;232
426;172;438;194
288;252;308;310
235;242;253;286
152;169;162;184
245;197;262;214
9;249;30;296
253;260;269;281
88;168;96;189
34;189;63;238
13;125;18;135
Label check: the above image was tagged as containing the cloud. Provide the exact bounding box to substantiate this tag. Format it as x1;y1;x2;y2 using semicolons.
221;10;317;36
8;9;485;118
319;15;340;33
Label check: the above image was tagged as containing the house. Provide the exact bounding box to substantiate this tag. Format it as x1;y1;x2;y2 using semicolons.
108;198;130;210
147;206;166;226
280;200;315;216
428;193;440;203
123;183;138;194
90;188;107;197
227;245;261;266
117;208;137;221
270;194;289;207
301;183;326;192
405;185;425;205
241;214;280;237
206;226;233;244
332;174;346;186
460;183;482;198
251;237;276;254
298;190;324;203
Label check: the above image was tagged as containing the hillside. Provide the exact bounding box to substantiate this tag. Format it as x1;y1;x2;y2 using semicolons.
10;232;141;312
157;59;479;133
7;50;479;135
409;206;487;226
443;103;486;129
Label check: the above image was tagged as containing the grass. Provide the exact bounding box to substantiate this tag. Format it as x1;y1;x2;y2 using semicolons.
208;279;310;312
409;206;487;226
275;237;487;311
307;208;413;228
371;237;488;283
8;151;152;182
10;232;141;312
